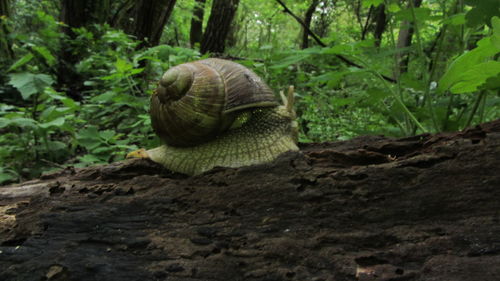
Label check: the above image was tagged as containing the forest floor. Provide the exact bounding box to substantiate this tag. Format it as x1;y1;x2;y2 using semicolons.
1;120;500;281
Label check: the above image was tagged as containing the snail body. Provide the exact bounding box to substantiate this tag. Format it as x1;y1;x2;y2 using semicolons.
128;58;299;175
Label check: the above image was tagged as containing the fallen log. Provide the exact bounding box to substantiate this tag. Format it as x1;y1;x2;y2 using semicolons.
1;120;500;281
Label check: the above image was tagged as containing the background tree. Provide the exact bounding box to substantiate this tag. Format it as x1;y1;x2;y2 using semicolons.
301;0;320;49
189;0;206;48
0;0;13;60
200;0;240;54
111;0;177;48
395;0;423;76
58;0;111;100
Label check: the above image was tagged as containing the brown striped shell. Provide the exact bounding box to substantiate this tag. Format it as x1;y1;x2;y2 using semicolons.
150;58;278;147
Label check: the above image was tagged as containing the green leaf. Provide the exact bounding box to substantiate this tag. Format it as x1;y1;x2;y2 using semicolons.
442;13;466;26
362;0;383;8
91;91;116;102
8;73;54;99
449;61;500;93
464;0;500;27
0;117;38;129
46;141;67;151
387;3;400;13
492;17;500;49
33;46;56;66
78;154;104;164
115;58;133;73
394;8;431;22
7;54;34;72
99;129;116;141
38;117;65;129
0;171;17;184
438;37;499;93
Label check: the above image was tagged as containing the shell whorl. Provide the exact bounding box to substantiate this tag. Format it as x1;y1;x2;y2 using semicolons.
150;58;278;147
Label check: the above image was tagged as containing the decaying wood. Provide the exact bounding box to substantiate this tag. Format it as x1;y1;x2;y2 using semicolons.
1;120;500;281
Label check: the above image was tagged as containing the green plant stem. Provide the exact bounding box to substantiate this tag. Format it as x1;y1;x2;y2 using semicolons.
409;0;439;132
464;90;487;128
386;8;412;133
373;70;427;133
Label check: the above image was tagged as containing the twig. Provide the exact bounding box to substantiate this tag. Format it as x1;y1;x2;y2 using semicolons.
274;0;396;83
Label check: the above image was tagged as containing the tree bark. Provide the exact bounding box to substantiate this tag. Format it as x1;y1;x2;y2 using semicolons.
395;0;423;76
301;0;320;49
200;0;240;54
0;0;13;60
372;4;387;47
1;120;500;281
113;0;177;48
189;0;206;48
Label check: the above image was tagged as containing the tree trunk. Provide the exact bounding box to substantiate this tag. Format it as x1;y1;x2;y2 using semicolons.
58;0;111;101
0;0;13;60
113;0;177;48
301;0;320;49
189;0;206;48
1;120;500;280
395;0;423;76
372;4;387;47
200;0;240;54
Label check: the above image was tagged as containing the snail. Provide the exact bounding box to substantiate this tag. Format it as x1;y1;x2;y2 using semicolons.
127;58;299;175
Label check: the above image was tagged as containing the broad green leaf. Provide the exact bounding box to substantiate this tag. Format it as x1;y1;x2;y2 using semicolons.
492;17;500;49
321;44;351;55
465;0;500;27
394;8;431;22
438;38;499;93
449;61;500;93
77;126;100;140
78;154;104;164
270;53;310;69
387;3;400;13
33;46;56;66
362;0;383;8
481;73;500;90
46;141;67;151
0;117;38;129
99;130;116;141
0;172;16;185
7;54;34;72
115;58;133;72
8;73;54;99
442;13;466;26
91;91;116;102
38;117;65;129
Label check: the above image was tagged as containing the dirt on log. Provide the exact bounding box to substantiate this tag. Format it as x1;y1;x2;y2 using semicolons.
1;120;500;281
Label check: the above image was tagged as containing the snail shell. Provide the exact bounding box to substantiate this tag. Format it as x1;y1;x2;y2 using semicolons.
150;58;279;147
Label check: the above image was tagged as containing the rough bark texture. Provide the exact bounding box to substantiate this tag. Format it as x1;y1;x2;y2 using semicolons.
190;0;206;48
200;0;240;54
1;120;500;281
113;0;177;47
0;0;13;60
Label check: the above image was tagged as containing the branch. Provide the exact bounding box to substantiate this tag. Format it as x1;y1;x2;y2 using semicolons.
274;0;396;83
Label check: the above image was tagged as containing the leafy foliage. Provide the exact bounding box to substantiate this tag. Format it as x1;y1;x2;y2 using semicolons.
1;0;499;184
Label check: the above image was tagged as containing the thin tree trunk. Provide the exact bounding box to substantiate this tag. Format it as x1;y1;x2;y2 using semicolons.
200;0;240;54
190;0;206;48
395;0;423;76
302;0;320;49
0;0;14;60
373;4;387;47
